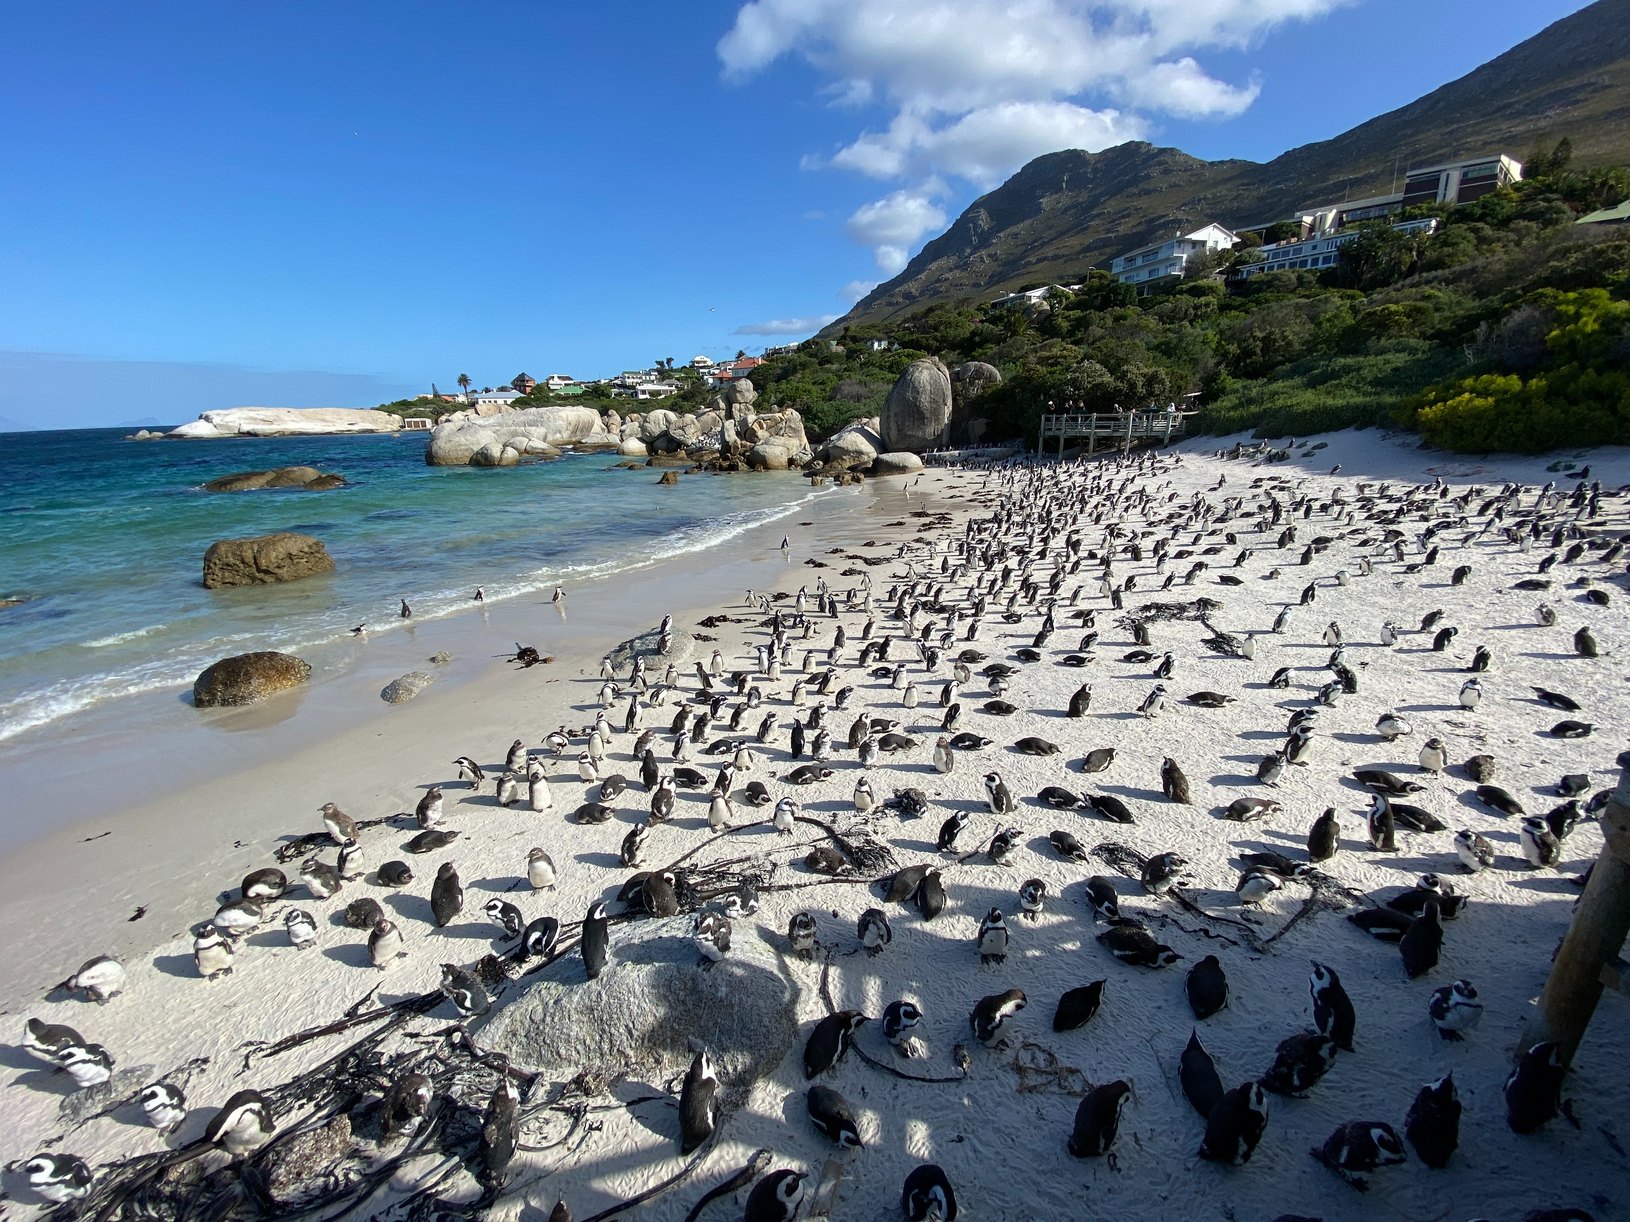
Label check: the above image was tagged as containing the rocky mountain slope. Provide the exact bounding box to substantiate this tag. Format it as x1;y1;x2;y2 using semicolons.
830;0;1630;330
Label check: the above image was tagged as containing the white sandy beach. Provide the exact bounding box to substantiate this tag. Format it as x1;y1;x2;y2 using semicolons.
2;431;1626;1222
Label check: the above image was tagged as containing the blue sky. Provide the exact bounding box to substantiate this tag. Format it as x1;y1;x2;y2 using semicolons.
0;0;1593;428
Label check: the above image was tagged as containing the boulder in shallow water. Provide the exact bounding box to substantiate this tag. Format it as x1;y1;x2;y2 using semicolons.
381;671;436;703
480;915;795;1108
202;466;345;493
193;652;312;707
657;469;679;485
202;532;335;588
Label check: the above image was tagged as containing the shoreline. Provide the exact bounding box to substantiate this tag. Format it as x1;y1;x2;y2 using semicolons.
2;430;1626;1221
0;469;954;1007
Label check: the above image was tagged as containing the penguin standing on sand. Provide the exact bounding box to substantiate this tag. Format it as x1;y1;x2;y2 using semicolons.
900;1164;958;1221
430;863;463;927
23;1154;93;1204
804;1010;868;1078
678;1047;718;1154
140;1082;187;1135
1068;1080;1131;1159
205;1089;276;1155
1199;1082;1269;1164
1310;962;1356;1050
1428;980;1482;1040
745;1170;806;1222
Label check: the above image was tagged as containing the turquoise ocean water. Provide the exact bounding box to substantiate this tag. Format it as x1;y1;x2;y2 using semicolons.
0;428;824;744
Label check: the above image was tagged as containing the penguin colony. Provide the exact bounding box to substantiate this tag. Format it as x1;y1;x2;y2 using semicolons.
8;439;1627;1221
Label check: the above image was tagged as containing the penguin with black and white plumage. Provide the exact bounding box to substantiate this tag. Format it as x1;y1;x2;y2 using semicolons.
581;901;610;980
1398;901;1443;978
1262;1032;1338;1097
901;1163;957;1221
1310;961;1356;1050
1199;1081;1270;1165
1521;816;1562;868
969;988;1026;1048
976;908;1010;965
440;963;491;1019
527;847;557;890
22;1017;84;1065
1406;1072;1460;1169
881;999;923;1057
523;915;562;960
1311;1121;1407;1190
1185;954;1228;1019
858;907;893;956
194;927;235;980
63;954;126;1004
430;862;463;927
381;1072;433;1142
55;1040;115;1090
786;911;817;959
678;1046;718;1154
744;1169;807;1222
1454;828;1497;872
284;908;319;950
807;1083;863;1147
1178;1029;1223;1119
692;911;732;964
1506;1040;1568;1133
484;898;524;941
1097;924;1179;968
204;1088;276;1156
1068;1079;1132;1160
369;918;405;969
140;1081;187;1135
804;1010;868;1078
23;1153;93;1204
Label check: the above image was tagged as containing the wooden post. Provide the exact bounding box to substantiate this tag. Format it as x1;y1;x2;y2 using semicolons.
1163;413;1174;445
1519;780;1630;1066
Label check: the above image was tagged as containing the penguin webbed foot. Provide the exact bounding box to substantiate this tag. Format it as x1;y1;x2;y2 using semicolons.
1437;1029;1463;1043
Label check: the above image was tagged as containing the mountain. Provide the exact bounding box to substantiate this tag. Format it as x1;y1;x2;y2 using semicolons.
830;0;1630;331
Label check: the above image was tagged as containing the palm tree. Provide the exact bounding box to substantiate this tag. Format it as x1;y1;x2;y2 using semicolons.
457;373;471;402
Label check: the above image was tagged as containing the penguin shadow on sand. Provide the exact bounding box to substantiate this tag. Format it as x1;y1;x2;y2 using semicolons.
1207;759;1263;787
153;949;202;980
574;850;626;871
321;939;376;970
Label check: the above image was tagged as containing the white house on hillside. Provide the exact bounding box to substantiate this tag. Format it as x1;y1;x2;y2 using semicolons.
543;374;576;391
1109;224;1237;288
473;388;524;410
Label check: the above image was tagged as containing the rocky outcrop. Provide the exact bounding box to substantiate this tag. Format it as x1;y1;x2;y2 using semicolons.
169;408;399;438
872;451;926;476
381;672;435;704
202;466;345;493
746;440;797;471
202;533;335;589
193;652;312;707
816;418;883;468
425;407;607;466
881;357;953;452
952;361;1002;399
479;916;796;1105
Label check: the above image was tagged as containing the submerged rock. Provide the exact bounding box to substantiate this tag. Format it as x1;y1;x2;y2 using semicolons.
381;672;436;703
193;652;312;707
202;466;345;493
202;532;335;588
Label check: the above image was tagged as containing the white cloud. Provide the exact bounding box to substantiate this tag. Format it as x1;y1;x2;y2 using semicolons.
734;315;840;336
841;279;877;304
720;0;1351;274
845;189;949;273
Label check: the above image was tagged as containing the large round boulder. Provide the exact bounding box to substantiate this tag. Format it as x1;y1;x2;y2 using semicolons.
723;378;759;408
193;651;312;707
479;916;795;1109
872;451;925;476
951;361;1002;400
818;420;883;468
746;440;795;470
425;407;605;465
202;532;335;589
881;357;953;452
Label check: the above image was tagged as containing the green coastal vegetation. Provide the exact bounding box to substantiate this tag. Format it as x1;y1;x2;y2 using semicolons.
371;146;1628;457
745;143;1630;454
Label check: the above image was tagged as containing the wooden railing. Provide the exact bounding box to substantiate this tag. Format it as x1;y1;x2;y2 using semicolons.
1037;410;1196;455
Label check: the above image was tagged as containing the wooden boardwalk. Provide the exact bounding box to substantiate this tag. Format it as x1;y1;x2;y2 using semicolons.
1037;410;1196;456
